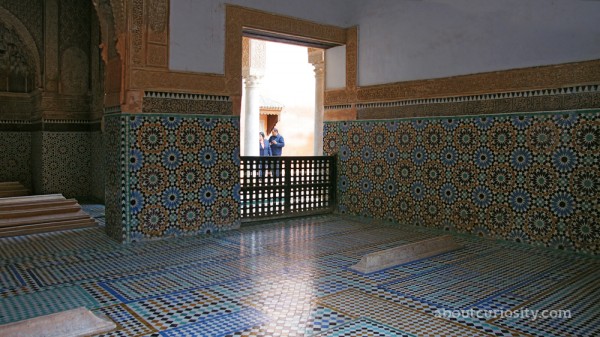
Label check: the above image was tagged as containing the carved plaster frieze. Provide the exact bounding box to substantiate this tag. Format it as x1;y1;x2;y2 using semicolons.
353;91;600;120
130;68;228;95
326;56;600;107
40;95;91;113
355;60;600;103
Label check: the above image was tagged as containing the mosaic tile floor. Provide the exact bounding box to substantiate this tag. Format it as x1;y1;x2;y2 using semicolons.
0;213;598;337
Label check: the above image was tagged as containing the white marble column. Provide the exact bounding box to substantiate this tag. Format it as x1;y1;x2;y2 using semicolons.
309;49;325;156
243;75;261;156
242;38;266;156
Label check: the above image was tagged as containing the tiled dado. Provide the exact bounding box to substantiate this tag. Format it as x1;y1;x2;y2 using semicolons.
0;131;31;188
324;109;600;254
34;131;92;197
90;131;105;202
0;120;102;197
104;113;241;243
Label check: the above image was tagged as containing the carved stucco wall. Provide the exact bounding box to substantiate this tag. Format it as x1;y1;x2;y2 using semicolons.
0;0;42;63
0;5;42;92
0;23;36;93
59;0;91;97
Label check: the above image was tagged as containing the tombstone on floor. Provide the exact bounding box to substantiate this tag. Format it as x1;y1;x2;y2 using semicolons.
0;307;116;337
350;235;463;274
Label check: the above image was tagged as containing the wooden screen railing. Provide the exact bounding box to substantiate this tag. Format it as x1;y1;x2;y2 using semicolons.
239;156;336;220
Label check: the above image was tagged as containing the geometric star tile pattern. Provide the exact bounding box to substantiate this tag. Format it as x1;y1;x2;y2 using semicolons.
324;109;600;254
0;214;598;336
105;113;241;243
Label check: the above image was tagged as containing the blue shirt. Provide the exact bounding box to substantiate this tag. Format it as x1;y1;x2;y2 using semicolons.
268;134;285;156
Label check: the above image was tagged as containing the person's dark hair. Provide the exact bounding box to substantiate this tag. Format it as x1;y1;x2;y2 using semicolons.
272;128;278;133
259;132;265;139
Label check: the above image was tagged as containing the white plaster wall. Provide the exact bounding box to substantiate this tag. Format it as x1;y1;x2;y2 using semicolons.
170;0;356;73
325;45;346;89
355;0;600;86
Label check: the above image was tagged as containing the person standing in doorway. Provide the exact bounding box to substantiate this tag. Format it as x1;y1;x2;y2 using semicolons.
269;128;285;156
258;132;271;177
259;132;272;157
269;128;285;177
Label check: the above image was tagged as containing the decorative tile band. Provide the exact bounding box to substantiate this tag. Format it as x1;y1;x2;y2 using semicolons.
325;104;352;111
144;91;231;102
1;119;102;132
353;84;600;109
37;119;95;124
104;106;122;115
324;108;600;255
0;120;32;125
0;120;32;132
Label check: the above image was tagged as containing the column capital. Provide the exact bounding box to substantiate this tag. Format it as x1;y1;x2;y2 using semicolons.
313;62;325;77
308;48;325;78
307;48;324;65
243;74;263;88
242;38;266;78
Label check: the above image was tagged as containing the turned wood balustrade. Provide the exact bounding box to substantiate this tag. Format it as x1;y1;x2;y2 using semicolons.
240;156;336;220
